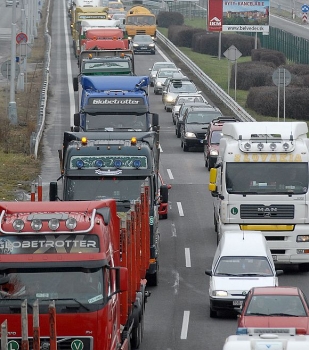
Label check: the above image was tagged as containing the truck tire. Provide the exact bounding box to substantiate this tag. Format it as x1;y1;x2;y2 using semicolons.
299;263;309;272
131;321;142;349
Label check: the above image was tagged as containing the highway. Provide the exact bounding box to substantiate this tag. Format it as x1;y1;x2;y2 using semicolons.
8;0;309;349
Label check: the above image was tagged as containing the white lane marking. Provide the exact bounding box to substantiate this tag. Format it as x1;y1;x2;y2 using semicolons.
180;311;190;339
185;248;191;268
167;168;174;179
172;271;179;295
171;223;177;237
159;144;163;152
64;4;75;127
177;202;184;216
156;45;170;61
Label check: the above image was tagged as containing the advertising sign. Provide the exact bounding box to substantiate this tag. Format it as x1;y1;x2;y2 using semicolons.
208;0;270;33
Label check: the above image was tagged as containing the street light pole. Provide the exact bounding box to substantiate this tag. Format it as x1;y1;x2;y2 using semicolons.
9;0;17;125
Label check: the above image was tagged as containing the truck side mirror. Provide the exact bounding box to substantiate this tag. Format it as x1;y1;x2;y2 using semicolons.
49;182;58;201
152;113;159;126
74;113;80;127
160;185;169;203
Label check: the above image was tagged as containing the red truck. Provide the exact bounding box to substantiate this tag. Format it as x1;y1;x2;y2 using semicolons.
0;194;150;350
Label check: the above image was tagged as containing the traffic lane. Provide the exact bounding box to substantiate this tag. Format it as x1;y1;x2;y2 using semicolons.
270;15;309;40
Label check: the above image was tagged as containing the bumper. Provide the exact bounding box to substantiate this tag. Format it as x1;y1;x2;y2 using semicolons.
183;138;204;148
210;297;243;312
133;48;155;53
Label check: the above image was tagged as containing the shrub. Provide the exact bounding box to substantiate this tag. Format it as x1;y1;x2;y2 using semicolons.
157;11;184;28
168;25;205;47
251;49;286;65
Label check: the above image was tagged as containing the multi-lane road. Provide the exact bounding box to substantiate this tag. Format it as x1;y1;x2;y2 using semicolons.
1;1;309;349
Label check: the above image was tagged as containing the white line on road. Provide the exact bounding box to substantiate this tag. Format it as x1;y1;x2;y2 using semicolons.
159;144;163;152
177;202;184;216
180;311;190;339
171;223;177;237
185;248;191;267
167;168;174;179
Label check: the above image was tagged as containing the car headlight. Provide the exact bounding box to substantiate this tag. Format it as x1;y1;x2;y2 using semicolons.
149;43;155;47
212;290;228;297
156;81;162;86
210;149;219;156
151;73;156;77
185;132;196;138
133;43;139;47
166;95;174;102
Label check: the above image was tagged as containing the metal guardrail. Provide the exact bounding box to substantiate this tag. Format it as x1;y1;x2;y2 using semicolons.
156;31;255;122
31;0;51;159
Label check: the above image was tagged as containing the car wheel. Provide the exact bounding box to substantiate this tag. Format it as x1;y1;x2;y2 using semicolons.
210;308;217;318
176;127;181;138
299;263;309;272
183;143;189;152
208;158;215;170
154;90;158;95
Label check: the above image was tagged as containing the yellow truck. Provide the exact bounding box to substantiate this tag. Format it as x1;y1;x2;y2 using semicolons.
125;5;157;39
71;6;109;57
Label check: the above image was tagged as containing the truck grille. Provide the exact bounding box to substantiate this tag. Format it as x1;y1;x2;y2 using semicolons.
136;30;146;35
240;204;294;219
7;337;93;350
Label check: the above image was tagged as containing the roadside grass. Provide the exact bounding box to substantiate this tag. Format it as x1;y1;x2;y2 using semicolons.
0;3;49;200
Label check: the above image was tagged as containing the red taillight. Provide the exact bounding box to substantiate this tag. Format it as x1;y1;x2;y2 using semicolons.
296;328;307;335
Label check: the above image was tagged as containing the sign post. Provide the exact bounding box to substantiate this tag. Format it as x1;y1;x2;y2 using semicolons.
223;45;242;101
272;68;291;122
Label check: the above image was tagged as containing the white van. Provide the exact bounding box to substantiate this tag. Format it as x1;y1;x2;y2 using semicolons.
223;330;309;350
205;231;283;318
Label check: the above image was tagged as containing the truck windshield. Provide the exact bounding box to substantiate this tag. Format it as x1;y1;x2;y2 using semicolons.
0;268;104;305
226;162;308;194
85;113;148;131
65;176;148;201
126;15;155;25
82;61;131;75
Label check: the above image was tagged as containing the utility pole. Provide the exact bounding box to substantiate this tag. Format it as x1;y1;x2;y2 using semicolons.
9;0;18;125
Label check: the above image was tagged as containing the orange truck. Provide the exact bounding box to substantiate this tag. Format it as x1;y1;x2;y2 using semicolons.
81;28;129;51
125;5;157;39
0;197;150;350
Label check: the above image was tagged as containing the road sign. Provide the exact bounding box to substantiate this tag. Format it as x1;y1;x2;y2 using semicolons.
302;4;309;12
223;45;242;62
1;60;20;80
303;13;308;22
16;32;28;44
272;68;291;87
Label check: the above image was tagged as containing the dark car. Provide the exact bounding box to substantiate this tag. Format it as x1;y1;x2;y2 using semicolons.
131;34;155;54
180;106;223;152
236;286;309;335
203;117;238;170
175;102;209;138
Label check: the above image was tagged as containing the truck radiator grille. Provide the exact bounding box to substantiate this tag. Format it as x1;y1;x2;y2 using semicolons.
136;30;146;35
7;337;93;350
240;204;294;219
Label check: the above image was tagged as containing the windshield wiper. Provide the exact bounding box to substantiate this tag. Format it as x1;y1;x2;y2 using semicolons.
269;313;302;317
215;273;239;276
247;312;269;316
41;298;89;311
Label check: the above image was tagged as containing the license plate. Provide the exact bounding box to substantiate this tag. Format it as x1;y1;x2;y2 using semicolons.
272;255;277;261
233;300;243;306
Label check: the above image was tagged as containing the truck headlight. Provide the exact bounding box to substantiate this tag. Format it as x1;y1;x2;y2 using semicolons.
212;290;228;297
297;235;309;242
185;132;196;138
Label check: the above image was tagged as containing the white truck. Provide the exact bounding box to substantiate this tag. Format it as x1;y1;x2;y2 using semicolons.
209;122;309;271
223;331;309;350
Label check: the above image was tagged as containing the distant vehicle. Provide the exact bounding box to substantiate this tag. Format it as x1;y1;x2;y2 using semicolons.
131;34;155;54
203;117;238;170
175;101;209;138
6;0;19;6
162;74;199;112
236;286;309;335
205;231;281;318
153;68;180;95
180;105;223;152
172;94;209;125
148;61;178;86
158;173;171;220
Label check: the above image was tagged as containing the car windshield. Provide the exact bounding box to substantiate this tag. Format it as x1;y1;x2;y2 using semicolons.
177;96;204;105
226;162;308;194
215;257;273;276
153;63;176;71
158;70;178;78
134;35;153;43
170;83;196;93
246;295;307;316
210;130;223;144
186;111;222;124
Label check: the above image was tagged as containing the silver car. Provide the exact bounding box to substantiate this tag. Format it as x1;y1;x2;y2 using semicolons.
154;68;180;95
148;61;178;87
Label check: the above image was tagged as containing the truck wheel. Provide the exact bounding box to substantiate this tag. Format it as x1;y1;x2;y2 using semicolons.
131;322;142;349
210;308;217;318
146;271;158;287
214;213;218;233
299;263;309;272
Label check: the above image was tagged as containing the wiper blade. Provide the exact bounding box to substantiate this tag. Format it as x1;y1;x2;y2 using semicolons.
215;273;238;276
247;312;269;316
270;313;301;317
41;298;89;311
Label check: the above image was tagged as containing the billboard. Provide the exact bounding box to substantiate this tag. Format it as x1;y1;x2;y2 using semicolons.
208;0;269;33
